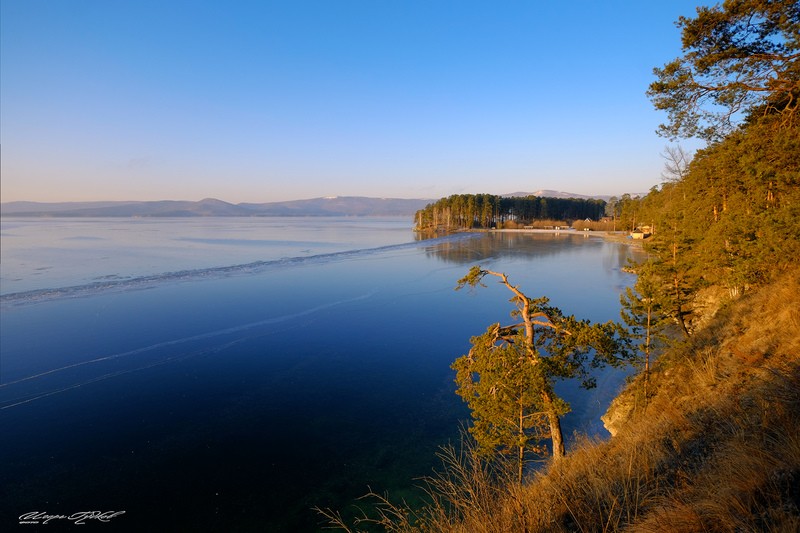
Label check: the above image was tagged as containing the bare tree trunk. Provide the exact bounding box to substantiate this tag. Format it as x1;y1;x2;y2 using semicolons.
491;269;568;461
542;391;565;460
673;273;690;337
644;304;652;408
518;418;524;482
475;269;569;461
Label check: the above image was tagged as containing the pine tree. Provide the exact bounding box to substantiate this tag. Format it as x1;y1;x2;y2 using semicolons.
454;267;632;467
452;327;554;483
620;262;671;406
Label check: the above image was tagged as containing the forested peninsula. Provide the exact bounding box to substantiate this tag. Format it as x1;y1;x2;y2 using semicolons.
320;1;800;530
413;194;607;231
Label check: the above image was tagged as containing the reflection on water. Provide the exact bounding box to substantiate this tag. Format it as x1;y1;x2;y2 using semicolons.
426;231;621;264
0;222;643;532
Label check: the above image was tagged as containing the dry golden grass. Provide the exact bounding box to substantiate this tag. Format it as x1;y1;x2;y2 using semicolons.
569;220;619;232
499;219;570;230
523;267;800;532
318;268;800;532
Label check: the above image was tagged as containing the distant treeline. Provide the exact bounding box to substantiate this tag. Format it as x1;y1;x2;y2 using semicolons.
414;194;606;230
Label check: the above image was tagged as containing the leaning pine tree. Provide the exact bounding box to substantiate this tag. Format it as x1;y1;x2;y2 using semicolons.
452;327;555;483
454;266;632;475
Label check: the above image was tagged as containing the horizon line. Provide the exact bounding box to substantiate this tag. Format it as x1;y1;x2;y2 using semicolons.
0;189;638;205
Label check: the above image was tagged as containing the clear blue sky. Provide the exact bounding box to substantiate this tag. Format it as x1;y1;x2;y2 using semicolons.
1;0;706;203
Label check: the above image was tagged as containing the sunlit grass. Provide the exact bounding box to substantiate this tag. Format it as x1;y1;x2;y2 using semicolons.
317;268;800;531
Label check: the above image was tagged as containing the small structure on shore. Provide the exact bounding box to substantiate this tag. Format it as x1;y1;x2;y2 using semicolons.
631;226;652;239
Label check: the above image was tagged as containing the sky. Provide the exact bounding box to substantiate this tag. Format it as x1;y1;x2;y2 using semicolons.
1;0;708;203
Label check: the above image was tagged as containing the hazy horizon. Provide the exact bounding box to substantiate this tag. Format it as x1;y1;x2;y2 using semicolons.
2;1;704;204
1;189;638;206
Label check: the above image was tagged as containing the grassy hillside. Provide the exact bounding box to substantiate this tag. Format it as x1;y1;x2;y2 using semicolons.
319;267;799;531
458;267;800;532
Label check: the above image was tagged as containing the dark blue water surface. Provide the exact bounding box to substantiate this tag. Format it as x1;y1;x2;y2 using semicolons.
0;223;641;531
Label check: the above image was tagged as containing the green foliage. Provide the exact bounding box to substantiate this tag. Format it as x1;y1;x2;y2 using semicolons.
648;0;800;141
619;263;671;356
688;120;800;292
636;114;799;325
414;194;606;231
639;180;705;336
453;267;633;472
452;327;552;465
639;0;800;332
616;193;644;232
620;262;673;403
604;196;618;219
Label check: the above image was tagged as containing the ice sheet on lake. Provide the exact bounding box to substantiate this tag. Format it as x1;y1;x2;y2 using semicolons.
0;290;377;409
1;233;477;305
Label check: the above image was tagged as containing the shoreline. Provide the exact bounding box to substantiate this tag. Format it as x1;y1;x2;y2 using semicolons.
462;228;643;246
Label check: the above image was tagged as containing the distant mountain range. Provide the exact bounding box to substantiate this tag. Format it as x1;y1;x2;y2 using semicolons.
1;191;625;218
0;197;432;217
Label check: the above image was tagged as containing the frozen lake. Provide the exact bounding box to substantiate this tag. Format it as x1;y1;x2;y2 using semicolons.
0;217;641;531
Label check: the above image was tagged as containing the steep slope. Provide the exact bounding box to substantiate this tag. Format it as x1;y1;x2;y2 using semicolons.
430;267;800;532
